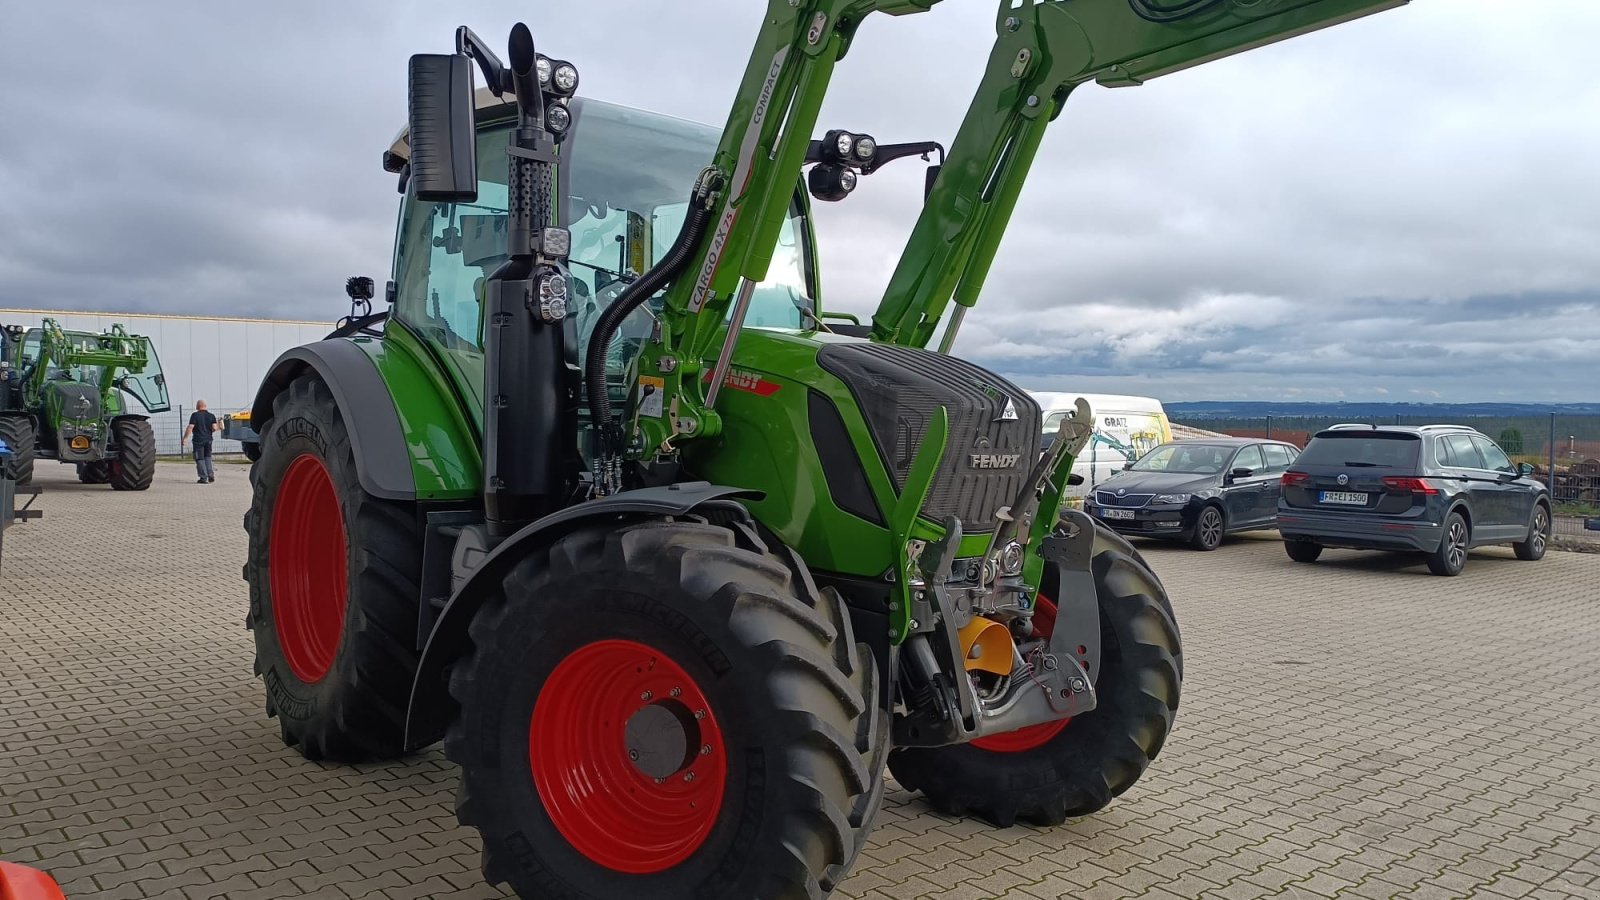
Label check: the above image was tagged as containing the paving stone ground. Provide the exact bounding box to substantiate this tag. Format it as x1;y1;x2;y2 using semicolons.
2;461;1598;899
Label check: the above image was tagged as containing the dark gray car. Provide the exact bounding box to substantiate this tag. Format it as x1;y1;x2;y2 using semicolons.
1084;438;1301;550
1278;424;1552;576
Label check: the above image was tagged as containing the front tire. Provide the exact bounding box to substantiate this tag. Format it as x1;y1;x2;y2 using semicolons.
108;418;155;491
1189;504;1225;551
446;520;877;899
0;416;35;484
1513;503;1550;561
244;374;422;761
1426;511;1469;576
888;522;1182;827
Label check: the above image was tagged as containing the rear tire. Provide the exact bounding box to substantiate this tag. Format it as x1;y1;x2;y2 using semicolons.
1513;503;1550;561
0;416;35;484
446;519;877;899
1189;504;1225;551
244;374;422;761
1284;539;1323;563
888;522;1182;827
108;418;155;491
78;461;111;485
1426;511;1469;576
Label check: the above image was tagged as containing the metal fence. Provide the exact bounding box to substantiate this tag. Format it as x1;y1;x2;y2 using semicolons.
1178;413;1600;542
149;403;255;456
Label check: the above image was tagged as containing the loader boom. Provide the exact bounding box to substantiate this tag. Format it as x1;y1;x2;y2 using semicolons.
635;0;1406;454
870;0;1408;349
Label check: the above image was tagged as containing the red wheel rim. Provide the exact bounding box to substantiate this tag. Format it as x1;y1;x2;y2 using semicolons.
268;454;348;684
971;598;1072;753
531;639;727;874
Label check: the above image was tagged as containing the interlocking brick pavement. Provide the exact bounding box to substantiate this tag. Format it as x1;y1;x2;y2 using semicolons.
2;462;1598;899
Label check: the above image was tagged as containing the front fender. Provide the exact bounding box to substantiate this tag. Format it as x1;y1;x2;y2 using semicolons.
404;482;761;749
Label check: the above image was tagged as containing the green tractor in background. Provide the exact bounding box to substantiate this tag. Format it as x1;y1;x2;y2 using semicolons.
243;1;1407;897
0;319;170;489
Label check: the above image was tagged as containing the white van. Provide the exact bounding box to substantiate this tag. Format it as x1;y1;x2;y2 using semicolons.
1029;392;1173;501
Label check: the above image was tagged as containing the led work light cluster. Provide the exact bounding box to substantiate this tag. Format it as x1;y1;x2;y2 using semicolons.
808;129;878;202
534;54;580;135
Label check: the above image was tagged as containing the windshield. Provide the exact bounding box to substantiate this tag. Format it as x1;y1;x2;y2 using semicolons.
1297;433;1420;468
1128;443;1235;475
391;100;814;415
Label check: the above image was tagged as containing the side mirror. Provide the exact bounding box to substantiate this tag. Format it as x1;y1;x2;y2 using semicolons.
408;54;478;202
1230;467;1255;480
1519;462;1535;477
1066;473;1085;486
924;163;942;200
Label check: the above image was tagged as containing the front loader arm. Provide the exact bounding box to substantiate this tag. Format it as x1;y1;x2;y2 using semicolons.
639;0;945;450
870;0;1409;349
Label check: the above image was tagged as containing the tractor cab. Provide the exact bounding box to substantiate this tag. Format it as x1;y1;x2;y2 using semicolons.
385;93;818;430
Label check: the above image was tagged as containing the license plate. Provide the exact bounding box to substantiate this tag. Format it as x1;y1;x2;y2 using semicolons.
1099;508;1135;520
1319;491;1368;506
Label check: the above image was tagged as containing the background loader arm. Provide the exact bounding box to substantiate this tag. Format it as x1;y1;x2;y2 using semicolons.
869;0;1409;349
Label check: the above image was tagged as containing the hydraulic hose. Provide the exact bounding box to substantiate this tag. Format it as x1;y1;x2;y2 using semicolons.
584;171;720;439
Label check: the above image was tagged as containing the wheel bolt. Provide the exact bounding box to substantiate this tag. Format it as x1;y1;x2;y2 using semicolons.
640;691;652;701
671;687;682;698
654;777;665;785
700;744;712;756
629;749;640;761
684;772;696;783
694;709;706;720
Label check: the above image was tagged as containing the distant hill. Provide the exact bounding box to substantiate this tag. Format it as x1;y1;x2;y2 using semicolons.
1165;401;1600;452
1167;401;1600;419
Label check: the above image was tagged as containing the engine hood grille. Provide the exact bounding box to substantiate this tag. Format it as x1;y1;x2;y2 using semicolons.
817;343;1040;531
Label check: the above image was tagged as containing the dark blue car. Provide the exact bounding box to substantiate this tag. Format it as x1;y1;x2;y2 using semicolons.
1278;425;1552;576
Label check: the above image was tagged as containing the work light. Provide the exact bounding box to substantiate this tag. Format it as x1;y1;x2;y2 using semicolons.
551;62;579;96
545;104;572;134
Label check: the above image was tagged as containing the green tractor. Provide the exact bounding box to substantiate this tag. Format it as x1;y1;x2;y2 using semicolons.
0;319;169;489
243;1;1406;896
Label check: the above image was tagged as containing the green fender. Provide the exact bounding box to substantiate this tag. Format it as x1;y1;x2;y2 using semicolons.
249;326;481;502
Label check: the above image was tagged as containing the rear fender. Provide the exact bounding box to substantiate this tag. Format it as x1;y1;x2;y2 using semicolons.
252;341;414;499
251;336;481;501
403;483;761;749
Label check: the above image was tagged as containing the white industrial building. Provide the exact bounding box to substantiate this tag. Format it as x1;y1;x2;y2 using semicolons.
1;307;331;454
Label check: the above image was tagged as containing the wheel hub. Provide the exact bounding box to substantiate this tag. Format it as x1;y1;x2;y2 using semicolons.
624;701;699;780
531;639;727;874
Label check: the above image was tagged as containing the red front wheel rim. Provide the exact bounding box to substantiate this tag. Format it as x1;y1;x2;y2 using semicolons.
971;598;1073;753
268;454;348;684
531;638;728;874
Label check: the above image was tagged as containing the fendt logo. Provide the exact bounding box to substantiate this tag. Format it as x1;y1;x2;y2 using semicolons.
969;452;1022;470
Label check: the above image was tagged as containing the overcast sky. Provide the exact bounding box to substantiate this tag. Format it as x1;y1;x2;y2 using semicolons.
2;1;1596;402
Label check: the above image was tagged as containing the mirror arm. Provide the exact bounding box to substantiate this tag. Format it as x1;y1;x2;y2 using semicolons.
456;26;512;95
802;139;946;172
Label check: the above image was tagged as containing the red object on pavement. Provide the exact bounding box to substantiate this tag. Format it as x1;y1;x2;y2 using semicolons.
0;862;67;900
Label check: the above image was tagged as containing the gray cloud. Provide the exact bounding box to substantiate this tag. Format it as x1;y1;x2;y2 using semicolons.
1;1;1596;401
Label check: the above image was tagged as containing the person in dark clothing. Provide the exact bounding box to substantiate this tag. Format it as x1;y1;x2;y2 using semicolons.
183;400;220;483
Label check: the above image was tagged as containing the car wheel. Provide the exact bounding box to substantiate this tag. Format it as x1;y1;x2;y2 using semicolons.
1189;505;1224;551
1513;503;1550;562
1426;511;1469;576
1283;539;1323;563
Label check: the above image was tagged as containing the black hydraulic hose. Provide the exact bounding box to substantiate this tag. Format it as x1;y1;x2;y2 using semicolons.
584;181;717;438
